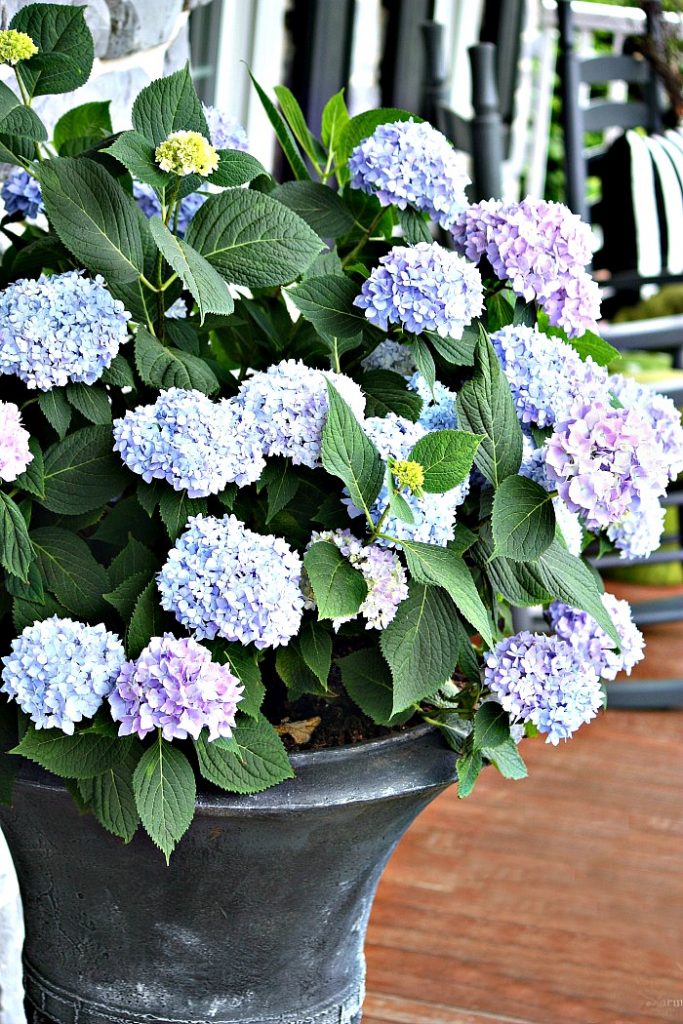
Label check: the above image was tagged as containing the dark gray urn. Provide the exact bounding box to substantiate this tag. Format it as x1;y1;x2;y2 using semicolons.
0;726;457;1024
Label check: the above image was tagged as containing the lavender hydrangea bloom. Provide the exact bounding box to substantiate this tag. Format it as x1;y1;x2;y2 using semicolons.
609;373;683;483
1;617;125;734
234;359;365;469
354;242;484;339
452;198;601;337
158;514;304;648
348;119;469;231
0;271;130;390
109;634;243;742
202;104;249;151
347;414;469;546
305;529;408;630
0;401;32;482
549;593;644;681
544;400;669;531
491;324;608;427
113;389;265;496
361;339;417;376
484;631;603;744
133;182;206;238
606;494;666;560
1;168;43;220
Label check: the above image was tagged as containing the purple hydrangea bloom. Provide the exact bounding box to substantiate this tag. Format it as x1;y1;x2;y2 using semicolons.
609;373;683;483
133;182;206;238
109;634;244;742
157;514;305;648
606;494;666;560
491;324;608;427
544;400;669;531
348;119;469;231
202;104;249;151
113;388;265;496
1;616;126;734
484;630;603;744
1;168;44;220
347;414;469;546
361;339;417;376
0;401;32;482
407;372;458;431
549;593;644;681
0;271;130;390
452;198;601;337
234;359;366;469
305;529;408;630
354;242;484;339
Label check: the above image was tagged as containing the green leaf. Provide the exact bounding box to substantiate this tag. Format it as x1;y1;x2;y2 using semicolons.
249;72;309;181
109;537;157;589
223;647;264;719
14;438;44;499
186;188;323;289
397;206;432;244
54;101;112;155
195;715;294;795
321;383;384;520
411;336;436;393
260;460;300;524
0;104;47;164
5;559;44;604
537;312;619;368
36;158;146;284
158;489;208;541
131;65;208;147
0;493;32;580
11;726;122;780
134;326;219;395
456;330;523;487
456;749;483;798
133;735;196;862
273;182;354;237
401;542;494;648
136;479;162;517
38;389;71;439
337;107;418;166
289;274;366;339
30;527;108;618
100;354;135;389
338;647;413;726
80;744;141;843
103;131;169;188
208;149;268;187
274;85;326;166
535;541;619;646
127;579;170;658
299;619;332;688
275;644;323;699
492;476;556;561
362;369;423;422
11;4;94;98
472;702;509;751
303;541;368;620
41;425;128;515
149;217;234;323
321;90;349;152
104;570;154;621
65;384;112;425
409;429;481;493
426;324;478;366
483;737;527;780
380;582;461;714
12;593;67;633
485;290;515;333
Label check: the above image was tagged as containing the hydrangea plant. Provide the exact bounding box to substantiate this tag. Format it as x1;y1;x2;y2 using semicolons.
0;5;681;860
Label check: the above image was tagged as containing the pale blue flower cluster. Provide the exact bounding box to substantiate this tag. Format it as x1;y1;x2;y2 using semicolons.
609;373;683;483
452;198;601;337
157;514;304;648
113;388;265;496
1;616;126;734
606;495;666;560
348;414;469;546
484;631;603;745
1;168;43;220
202;104;249;151
361;339;416;376
235;359;366;469
109;634;244;742
407;372;458;431
549;593;644;681
491;324;607;427
348;119;469;230
305;529;408;630
133;182;205;237
354;242;484;339
0;271;130;390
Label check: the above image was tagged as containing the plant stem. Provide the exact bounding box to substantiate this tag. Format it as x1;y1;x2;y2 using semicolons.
341;210;383;268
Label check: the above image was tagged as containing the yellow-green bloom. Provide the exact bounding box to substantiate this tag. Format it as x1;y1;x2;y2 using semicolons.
154;130;219;177
391;459;425;495
0;29;38;65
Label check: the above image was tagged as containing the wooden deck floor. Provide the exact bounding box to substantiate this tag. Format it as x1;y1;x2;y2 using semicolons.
364;594;683;1024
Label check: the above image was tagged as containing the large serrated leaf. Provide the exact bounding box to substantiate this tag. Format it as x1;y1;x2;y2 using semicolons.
54;101;112;155
194;716;294;795
273;182;354;237
158;490;208;541
132;66;208;147
11;726;122;780
11;4;94;98
409;429;481;493
321;383;384;520
298;619;332;687
104;131;169;189
208;150;268;188
79;744;141;843
41;425;128;514
14;438;44;500
149;217;233;323
456;749;483;798
472;702;509;751
362;369;423;422
133;735;196;862
303;542;368;620
38;389;71;439
0;493;32;580
491;475;555;561
126;579;172;659
65;384;112;425
483;738;527;780
289;274;366;339
30;527;108;618
134;327;219;395
338;647;413;726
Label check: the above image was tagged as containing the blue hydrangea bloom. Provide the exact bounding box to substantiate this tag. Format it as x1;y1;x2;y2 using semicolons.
609;373;683;484
133;182;206;238
1;168;43;220
157;514;305;648
407;372;458;431
346;414;469;546
348;119;469;231
549;593;644;681
113;388;266;496
109;634;244;742
0;271;130;390
361;339;417;376
491;324;608;428
202;104;249;151
484;631;603;745
606;494;666;560
234;359;366;469
354;242;484;339
1;616;126;734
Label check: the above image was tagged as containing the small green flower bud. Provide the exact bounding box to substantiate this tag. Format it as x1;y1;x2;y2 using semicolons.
392;459;425;495
0;29;38;65
154;130;219;177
